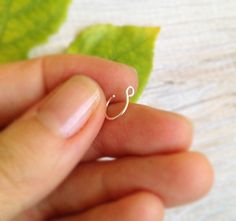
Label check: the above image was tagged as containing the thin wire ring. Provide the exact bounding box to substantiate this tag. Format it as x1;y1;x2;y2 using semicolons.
105;86;135;120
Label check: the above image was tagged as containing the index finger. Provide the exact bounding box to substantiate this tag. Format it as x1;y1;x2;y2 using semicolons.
0;54;138;126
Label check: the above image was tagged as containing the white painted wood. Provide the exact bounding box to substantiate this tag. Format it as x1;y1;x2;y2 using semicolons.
30;0;236;220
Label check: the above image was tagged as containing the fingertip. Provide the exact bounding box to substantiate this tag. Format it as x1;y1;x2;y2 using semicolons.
101;61;138;101
171;113;193;149
118;192;164;221
166;152;214;207
143;108;194;152
183;152;214;200
117;63;138;90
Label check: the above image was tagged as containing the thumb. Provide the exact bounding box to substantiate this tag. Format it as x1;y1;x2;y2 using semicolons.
0;75;105;220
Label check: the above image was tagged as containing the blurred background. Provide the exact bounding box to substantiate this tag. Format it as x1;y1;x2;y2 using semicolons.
30;0;236;220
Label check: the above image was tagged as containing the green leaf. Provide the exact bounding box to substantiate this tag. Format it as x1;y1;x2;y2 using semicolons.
0;0;71;63
66;24;160;101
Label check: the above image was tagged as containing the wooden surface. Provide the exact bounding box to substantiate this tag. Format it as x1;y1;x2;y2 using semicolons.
30;0;236;220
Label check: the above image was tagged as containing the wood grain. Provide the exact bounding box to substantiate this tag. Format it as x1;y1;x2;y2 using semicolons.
30;0;236;220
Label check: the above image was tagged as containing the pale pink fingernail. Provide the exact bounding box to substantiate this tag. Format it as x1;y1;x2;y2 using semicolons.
37;75;100;138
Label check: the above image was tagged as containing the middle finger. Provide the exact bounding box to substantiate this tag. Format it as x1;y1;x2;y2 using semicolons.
82;103;193;161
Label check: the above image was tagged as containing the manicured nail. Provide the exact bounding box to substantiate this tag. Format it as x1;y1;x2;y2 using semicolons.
37;75;100;138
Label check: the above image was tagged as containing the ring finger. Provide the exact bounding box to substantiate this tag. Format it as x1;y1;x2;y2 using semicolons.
37;151;213;219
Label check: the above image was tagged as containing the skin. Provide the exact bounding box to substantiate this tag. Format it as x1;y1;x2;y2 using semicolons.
0;55;214;221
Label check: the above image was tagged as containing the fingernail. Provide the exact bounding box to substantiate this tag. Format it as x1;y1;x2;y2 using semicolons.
37;75;100;138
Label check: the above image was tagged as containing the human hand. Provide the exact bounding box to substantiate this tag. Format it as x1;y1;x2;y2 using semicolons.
0;55;213;221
